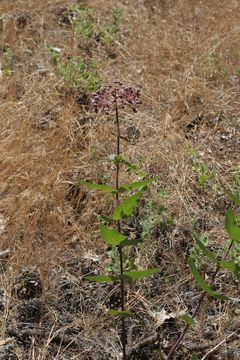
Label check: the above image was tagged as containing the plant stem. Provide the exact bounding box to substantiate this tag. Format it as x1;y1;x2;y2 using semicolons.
114;94;127;360
165;240;234;360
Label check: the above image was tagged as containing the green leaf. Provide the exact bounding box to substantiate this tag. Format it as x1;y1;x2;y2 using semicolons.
85;275;115;282
188;257;225;299
120;179;154;192
137;171;146;178
198;174;208;186
189;259;240;302
109;154;121;163
109;154;138;171
193;234;218;265
112;191;144;220
123;268;160;280
223;185;240;206
80;180;116;193
219;260;236;272
108;309;132;317
225;209;240;242
181;314;197;326
225;209;236;229
99;223;126;246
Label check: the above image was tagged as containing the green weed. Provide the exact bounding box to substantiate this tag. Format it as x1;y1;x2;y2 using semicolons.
57;57;101;92
186;146;219;192
2;47;15;76
205;48;227;79
46;45;59;66
47;46;101;93
70;3;122;48
71;3;94;39
140;189;172;242
99;7;123;48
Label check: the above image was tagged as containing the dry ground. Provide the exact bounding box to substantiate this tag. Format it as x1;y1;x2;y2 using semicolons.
0;0;239;359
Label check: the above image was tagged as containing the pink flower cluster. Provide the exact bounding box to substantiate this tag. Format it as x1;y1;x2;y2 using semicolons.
91;82;142;113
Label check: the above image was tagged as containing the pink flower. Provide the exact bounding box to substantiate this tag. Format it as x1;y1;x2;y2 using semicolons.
91;83;141;113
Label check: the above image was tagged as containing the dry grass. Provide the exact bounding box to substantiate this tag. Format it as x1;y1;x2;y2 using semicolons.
0;0;240;359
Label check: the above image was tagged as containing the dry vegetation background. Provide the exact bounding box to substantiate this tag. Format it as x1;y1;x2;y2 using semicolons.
0;0;240;359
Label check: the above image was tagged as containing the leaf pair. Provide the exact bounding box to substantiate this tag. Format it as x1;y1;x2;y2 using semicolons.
81;179;154;224
80;179;153;194
86;268;160;283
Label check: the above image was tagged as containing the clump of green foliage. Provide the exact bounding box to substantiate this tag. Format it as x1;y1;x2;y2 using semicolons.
56;57;101;93
47;46;101;93
98;7;123;48
70;3;122;48
81;83;160;360
71;3;94;39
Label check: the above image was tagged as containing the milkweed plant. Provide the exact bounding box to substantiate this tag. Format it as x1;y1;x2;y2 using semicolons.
80;82;160;360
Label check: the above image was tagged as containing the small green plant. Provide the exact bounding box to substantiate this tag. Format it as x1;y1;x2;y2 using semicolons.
46;45;59;66
71;3;94;39
186;147;219;192
47;46;101;93
81;83;160;360
197;163;209;187
69;3;122;48
166;187;240;359
2;47;15;76
196;163;219;192
112;7;122;34
140;189;172;241
205;48;227;79
99;7;123;48
57;57;101;92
